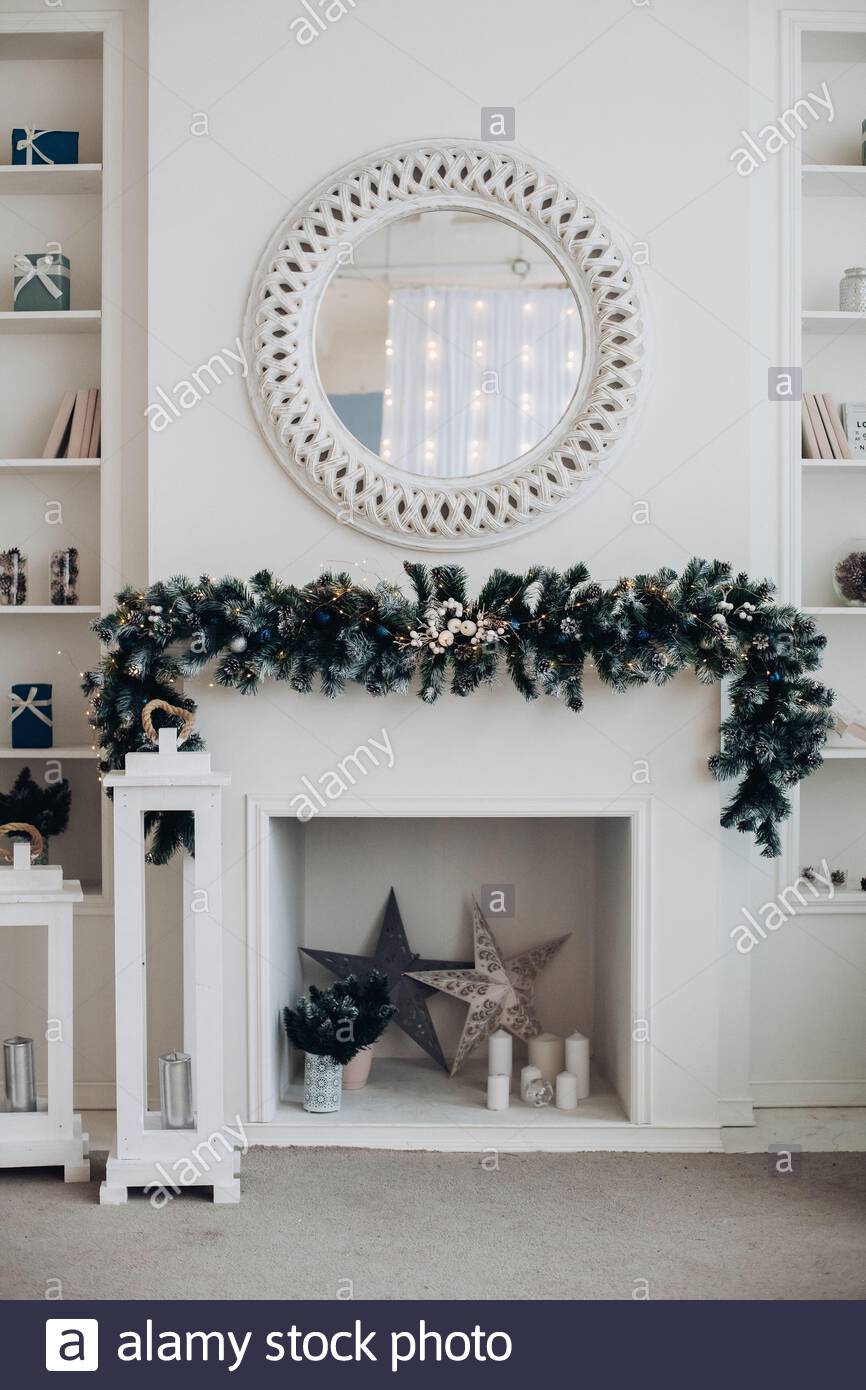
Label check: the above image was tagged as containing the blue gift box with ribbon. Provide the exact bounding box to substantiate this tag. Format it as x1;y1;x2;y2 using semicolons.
10;684;53;750
11;127;79;166
13;249;71;312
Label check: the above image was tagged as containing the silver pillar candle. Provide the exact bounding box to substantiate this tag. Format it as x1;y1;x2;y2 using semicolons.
4;1036;36;1112
159;1051;194;1129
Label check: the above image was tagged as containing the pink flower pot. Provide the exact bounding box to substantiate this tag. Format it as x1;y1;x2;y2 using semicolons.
342;1045;375;1091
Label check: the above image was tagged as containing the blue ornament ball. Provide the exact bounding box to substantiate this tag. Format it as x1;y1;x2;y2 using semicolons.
260;627;271;640
509;619;521;631
376;625;391;639
637;628;650;639
313;609;332;626
769;671;781;682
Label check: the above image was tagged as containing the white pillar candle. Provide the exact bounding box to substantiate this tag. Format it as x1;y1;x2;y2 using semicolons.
520;1063;541;1100
488;1028;512;1077
527;1032;565;1086
565;1031;590;1099
555;1071;578;1110
486;1073;510;1111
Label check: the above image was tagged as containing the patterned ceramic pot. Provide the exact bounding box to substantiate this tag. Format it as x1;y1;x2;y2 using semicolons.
303;1053;342;1113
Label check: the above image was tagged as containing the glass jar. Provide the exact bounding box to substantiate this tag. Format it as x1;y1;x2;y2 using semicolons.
833;540;866;607
839;267;866;312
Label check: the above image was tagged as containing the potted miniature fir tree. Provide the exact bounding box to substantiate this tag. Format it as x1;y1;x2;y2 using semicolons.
282;971;395;1112
0;766;71;863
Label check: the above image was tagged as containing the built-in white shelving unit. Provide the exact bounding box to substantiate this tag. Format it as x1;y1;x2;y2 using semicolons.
782;15;866;914
0;14;123;908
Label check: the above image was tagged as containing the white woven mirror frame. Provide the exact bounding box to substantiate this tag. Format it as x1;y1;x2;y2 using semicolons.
244;141;647;550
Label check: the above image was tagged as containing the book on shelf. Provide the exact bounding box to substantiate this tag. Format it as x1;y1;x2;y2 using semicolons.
822;393;852;459
65;389;89;459
802;391;851;460
88;392;101;458
41;388;101;458
41;390;76;459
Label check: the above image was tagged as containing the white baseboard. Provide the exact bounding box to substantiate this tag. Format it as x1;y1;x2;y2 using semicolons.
74;1081;115;1110
751;1080;866;1107
718;1097;755;1126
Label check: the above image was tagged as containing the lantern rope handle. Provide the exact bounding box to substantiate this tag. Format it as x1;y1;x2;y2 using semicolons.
141;699;196;748
0;822;45;864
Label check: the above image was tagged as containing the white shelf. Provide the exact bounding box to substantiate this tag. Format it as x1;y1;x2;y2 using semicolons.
0;746;96;760
802;164;866;197
0;458;99;472
802;606;866;616
802;311;866;334
801;458;866;470
0;164;102;195
0;310;100;334
795;891;866;915
0;32;102;60
0;605;99;616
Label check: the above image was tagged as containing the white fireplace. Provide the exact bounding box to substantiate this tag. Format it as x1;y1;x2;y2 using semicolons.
244;786;727;1152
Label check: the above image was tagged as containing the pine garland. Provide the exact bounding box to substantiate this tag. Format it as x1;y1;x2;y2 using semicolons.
82;559;834;863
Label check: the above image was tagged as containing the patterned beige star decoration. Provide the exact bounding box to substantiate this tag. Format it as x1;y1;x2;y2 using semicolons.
407;901;570;1075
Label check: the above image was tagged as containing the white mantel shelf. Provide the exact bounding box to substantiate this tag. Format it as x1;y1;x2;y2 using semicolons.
252;1058;723;1153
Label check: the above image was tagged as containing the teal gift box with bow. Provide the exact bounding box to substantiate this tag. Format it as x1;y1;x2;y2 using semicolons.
13;249;71;312
10;684;53;749
11;127;79;166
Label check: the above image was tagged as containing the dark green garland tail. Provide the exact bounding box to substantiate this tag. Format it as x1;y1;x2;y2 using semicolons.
82;559;834;863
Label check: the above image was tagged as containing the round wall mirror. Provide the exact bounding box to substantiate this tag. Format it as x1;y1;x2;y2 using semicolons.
315;210;584;478
245;142;646;548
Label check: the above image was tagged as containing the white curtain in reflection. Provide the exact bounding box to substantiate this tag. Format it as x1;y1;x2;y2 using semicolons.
381;286;582;477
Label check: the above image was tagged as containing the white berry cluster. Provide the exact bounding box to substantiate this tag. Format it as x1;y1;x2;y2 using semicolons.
712;597;758;634
710;599;733;632
408;596;507;656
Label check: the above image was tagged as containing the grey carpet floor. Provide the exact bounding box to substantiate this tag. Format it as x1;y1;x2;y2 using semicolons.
1;1149;864;1300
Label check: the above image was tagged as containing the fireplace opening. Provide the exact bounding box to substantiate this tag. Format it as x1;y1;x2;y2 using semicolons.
257;812;643;1144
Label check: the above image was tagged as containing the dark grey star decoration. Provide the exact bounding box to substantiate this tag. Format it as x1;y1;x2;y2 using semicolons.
300;888;472;1071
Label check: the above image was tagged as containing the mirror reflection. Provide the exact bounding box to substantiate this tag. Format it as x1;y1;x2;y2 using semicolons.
316;210;583;478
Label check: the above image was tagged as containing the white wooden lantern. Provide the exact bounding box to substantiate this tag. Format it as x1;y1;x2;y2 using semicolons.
100;727;239;1204
0;840;89;1181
